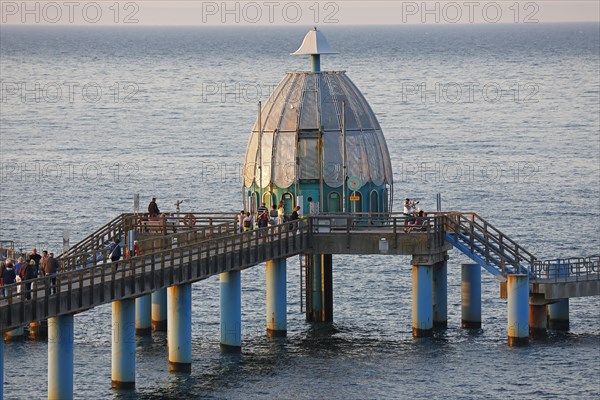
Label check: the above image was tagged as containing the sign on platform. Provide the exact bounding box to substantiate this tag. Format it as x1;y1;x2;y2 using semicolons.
349;195;360;201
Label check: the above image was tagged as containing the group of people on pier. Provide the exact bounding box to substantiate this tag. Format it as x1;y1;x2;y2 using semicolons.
0;248;59;298
403;198;428;232
239;201;301;233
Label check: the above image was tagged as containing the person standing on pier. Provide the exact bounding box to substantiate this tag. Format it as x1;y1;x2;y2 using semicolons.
19;260;35;299
40;250;49;277
45;252;59;294
290;206;300;221
1;259;16;297
109;237;122;270
269;204;278;226
243;212;253;232
277;201;285;224
148;197;160;219
30;248;42;277
257;202;268;222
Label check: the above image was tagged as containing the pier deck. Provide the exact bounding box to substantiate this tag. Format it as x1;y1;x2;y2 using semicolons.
1;212;598;332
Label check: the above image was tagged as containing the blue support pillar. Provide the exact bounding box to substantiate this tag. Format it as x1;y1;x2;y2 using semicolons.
433;261;447;329
48;314;74;400
112;299;136;389
529;295;547;338
167;284;192;372
308;255;322;321
306;254;333;322
548;263;569;330
507;274;529;346
152;288;167;331
412;265;433;337
461;263;482;329
266;258;287;337
136;294;152;336
220;271;242;351
548;299;569;331
311;54;321;72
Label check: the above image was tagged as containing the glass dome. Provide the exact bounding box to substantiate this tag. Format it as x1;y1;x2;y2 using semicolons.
243;71;393;191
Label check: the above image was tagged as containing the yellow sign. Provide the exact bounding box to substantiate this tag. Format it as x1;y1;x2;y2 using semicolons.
349;195;360;201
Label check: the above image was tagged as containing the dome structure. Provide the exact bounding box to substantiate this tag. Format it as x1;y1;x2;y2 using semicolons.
242;29;393;215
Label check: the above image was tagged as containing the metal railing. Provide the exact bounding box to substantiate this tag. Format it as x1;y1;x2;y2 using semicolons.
59;214;129;259
0;240;16;260
442;212;536;277
59;212;238;260
58;213;238;271
308;212;446;250
531;255;600;282
1;219;307;331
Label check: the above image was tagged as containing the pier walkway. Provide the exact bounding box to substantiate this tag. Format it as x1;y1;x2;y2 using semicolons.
1;212;597;332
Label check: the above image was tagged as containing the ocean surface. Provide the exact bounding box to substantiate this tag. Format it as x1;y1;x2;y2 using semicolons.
1;23;599;399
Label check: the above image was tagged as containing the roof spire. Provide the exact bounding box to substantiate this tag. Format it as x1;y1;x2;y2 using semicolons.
291;27;338;72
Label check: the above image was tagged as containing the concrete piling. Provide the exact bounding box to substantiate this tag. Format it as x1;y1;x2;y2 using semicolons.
461;263;482;329
433;261;447;329
507;274;529;346
112;299;136;389
412;265;433;337
135;294;152;336
167;284;192;372
48;315;74;400
151;288;167;331
266;258;287;337
220;271;242;351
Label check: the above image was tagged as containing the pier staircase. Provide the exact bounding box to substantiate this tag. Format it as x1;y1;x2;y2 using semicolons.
442;212;535;281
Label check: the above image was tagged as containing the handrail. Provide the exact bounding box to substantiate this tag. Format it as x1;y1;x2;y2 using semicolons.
443;212;536;277
1;219;307;331
59;219;239;273
60;212;238;260
59;213;130;259
532;255;600;282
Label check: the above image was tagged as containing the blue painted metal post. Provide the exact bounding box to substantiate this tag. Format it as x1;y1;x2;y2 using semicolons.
433;261;447;329
548;299;569;330
48;314;74;400
152;288;167;331
167;284;192;372
220;271;242;351
266;258;287;337
507;274;529;346
461;263;482;329
311;54;320;73
112;299;136;389
412;265;433;337
136;294;152;336
548;263;569;330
